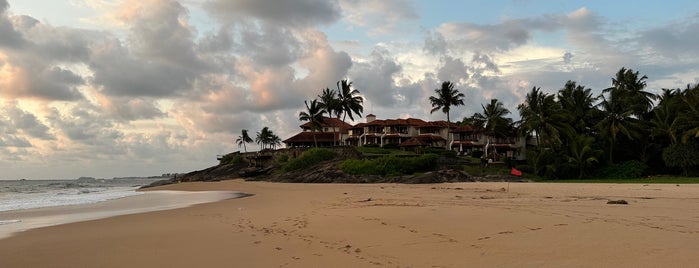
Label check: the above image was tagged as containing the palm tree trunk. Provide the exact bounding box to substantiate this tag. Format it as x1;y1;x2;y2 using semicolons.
609;142;614;164
243;143;247;152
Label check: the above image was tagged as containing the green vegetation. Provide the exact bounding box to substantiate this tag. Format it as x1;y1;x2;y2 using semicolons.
219;153;243;165
282;148;336;172
340;154;439;176
357;145;415;156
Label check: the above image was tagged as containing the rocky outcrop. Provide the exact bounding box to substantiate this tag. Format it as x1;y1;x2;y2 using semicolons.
143;147;529;188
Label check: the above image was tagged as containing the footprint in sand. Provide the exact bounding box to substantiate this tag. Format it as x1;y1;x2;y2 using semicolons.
498;231;513;235
477;236;491;240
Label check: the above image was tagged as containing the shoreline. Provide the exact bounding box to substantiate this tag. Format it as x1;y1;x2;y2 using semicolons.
0;190;245;240
1;180;698;267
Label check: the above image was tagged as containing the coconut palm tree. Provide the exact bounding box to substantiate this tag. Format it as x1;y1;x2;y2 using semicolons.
236;129;253;152
672;84;699;143
604;67;656;118
337;80;364;124
557;81;599;135
318;87;341;145
518;86;572;150
475;99;512;138
299;99;326;147
429;81;465;124
269;133;282;149
256;127;274;150
595;89;637;163
566;134;600;179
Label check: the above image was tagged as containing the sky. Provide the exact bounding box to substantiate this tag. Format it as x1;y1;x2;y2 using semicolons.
1;0;698;179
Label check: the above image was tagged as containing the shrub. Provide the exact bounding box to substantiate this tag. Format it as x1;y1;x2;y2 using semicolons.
598;160;647;179
219;154;243;165
282;148;335;172
382;143;400;150
662;139;699;176
470;150;484;158
340;154;439;176
275;154;289;163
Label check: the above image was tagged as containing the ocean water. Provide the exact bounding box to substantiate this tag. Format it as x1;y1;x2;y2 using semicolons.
0;178;245;239
0;178;162;213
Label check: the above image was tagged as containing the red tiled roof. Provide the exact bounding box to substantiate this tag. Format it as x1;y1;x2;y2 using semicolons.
400;138;427;147
451;125;475;133
299;117;352;129
283;131;339;143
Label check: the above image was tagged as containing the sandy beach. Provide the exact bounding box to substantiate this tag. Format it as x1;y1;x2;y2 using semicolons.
1;180;698;267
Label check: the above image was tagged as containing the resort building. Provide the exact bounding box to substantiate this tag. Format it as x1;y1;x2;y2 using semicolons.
283;114;528;161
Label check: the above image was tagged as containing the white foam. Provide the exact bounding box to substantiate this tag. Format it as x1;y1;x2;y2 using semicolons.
0;190;245;240
0;187;144;212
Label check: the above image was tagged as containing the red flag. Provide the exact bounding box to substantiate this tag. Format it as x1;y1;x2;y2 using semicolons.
511;167;522;177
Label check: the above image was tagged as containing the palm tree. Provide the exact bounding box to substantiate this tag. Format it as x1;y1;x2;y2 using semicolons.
299;99;326;147
518;86;572;150
269;133;282;149
476;99;512;138
604;67;656;118
595;89;637;163
256;127;273;150
557;81;599;135
318;87;341;145
566;134;600;179
672;84;699;143
429;81;465;124
236;129;253;152
337;80;364;124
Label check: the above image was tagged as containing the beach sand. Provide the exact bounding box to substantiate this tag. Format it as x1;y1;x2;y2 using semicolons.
1;180;698;267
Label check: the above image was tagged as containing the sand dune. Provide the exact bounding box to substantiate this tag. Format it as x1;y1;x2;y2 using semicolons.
1;180;698;267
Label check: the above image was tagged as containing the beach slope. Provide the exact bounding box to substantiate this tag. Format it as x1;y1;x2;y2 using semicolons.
1;180;698;267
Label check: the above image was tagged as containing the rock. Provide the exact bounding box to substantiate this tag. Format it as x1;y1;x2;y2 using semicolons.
607;199;628;205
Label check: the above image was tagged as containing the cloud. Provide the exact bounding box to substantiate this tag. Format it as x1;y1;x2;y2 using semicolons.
1;101;53;140
204;0;341;28
340;0;419;35
636;13;699;60
349;47;402;106
437;56;469;84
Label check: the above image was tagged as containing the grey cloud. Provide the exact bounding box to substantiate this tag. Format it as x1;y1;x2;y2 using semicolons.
424;30;447;55
110;98;166;121
0;7;26;48
437;56;469;83
128;1;201;67
637;14;699;59
563;52;573;64
88;0;208;98
340;0;419;35
238;23;303;67
205;0;341;28
48;106;123;145
197;27;234;54
438;20;533;52
89;38;196;97
0;135;31;147
349;47;402;106
3;103;54;140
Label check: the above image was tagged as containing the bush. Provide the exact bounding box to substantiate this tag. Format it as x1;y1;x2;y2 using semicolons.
275;154;289;163
219;154;243;165
598;160;647;179
382;143;400;150
282;148;336;172
470;150;484;158
340;154;439;176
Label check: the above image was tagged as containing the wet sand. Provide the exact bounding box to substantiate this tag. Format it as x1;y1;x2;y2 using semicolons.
1;180;697;267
